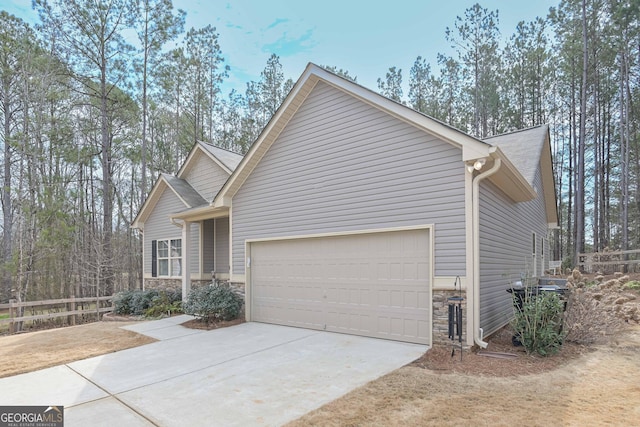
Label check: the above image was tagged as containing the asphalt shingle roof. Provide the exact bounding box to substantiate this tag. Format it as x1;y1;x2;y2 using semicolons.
198;143;243;172
483;125;548;186
161;173;208;208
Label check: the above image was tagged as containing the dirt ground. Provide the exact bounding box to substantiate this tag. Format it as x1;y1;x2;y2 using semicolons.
3;322;639;426
0;321;156;378
181;316;245;330
287;324;640;427
2;275;639;425
287;272;640;426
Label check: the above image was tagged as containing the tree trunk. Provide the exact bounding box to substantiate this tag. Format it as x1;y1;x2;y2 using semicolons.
620;51;629;254
2;77;13;301
101;61;113;297
574;0;588;265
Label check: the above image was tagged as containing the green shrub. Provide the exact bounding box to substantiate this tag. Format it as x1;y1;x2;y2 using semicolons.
130;289;159;315
183;282;243;324
144;292;183;318
113;290;135;315
511;290;566;356
113;289;182;317
625;281;640;290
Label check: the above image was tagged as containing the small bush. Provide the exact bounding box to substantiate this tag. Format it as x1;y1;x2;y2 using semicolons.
145;292;183;318
625;281;640;291
113;289;182;317
183;282;243;324
130;289;159;315
511;290;566;356
564;286;628;344
113;290;135;315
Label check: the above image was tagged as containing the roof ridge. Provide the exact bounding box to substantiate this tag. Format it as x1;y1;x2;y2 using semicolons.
197;140;243;156
483;124;547;140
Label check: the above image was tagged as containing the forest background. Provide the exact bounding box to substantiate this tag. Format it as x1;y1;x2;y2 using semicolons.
0;0;638;302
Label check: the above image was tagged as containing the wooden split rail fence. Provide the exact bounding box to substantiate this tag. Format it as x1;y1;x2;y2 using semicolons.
577;249;640;274
0;295;114;334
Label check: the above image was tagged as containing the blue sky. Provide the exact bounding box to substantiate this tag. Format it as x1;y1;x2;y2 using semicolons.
3;0;558;95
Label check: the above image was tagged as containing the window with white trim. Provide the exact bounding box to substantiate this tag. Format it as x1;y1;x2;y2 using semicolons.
158;239;182;277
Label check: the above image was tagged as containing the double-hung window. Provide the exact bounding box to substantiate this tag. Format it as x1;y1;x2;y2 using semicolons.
157;239;182;277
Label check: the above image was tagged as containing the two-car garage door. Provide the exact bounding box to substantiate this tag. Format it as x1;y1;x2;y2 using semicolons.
248;228;431;344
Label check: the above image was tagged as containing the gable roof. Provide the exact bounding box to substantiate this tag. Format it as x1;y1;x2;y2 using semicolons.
213;63;498;207
485;125;558;226
131;173;207;229
161;174;207;207
132;142;242;229
199;143;243;172
485;125;547;186
178;141;243;177
167;63;556;227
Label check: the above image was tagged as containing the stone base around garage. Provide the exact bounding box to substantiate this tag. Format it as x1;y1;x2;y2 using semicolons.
432;289;468;347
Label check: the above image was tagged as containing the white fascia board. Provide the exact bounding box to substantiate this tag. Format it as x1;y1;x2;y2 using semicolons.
196;142;234;175
213;64;317;205
178;143;234;178
169;205;229;222
212;195;232;208
314;65;492;160
490;147;537;201
214;62;493;207
132;177;168;229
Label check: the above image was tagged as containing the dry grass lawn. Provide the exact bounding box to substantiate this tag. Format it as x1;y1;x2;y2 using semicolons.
0;321;156;378
287;325;640;427
2;316;639;426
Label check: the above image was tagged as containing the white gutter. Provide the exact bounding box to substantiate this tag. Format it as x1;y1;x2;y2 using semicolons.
471;157;501;348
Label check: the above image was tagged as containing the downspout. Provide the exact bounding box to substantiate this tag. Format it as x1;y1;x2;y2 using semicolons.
472;157;501;348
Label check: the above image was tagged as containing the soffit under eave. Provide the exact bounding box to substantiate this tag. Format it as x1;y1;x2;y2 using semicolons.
169;205;229;222
540;134;559;226
488;149;537;202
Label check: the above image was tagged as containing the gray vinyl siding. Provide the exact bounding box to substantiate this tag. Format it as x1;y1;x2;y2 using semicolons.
182;152;230;202
478;168;549;336
203;219;214;274
144;189;182;275
189;223;200;274
144;187;200;276
232;81;466;276
202;218;229;275
215;217;230;274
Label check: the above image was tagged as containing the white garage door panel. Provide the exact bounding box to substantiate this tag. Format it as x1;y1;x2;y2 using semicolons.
250;229;431;344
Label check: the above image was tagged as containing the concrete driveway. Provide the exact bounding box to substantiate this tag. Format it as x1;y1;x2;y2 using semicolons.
0;317;427;426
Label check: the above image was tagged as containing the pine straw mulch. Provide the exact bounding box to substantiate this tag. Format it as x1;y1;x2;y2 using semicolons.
181;317;245;330
412;271;640;378
180;310;246;330
410;325;592;377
